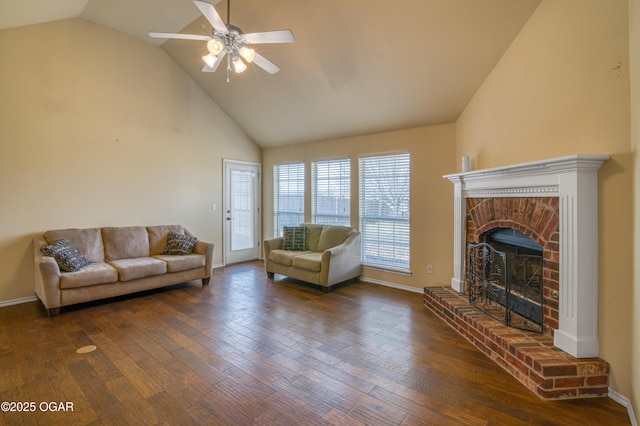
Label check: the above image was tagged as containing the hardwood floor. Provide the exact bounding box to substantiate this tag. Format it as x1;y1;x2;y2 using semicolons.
0;261;630;425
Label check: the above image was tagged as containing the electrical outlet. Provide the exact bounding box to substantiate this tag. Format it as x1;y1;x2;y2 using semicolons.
427;265;433;274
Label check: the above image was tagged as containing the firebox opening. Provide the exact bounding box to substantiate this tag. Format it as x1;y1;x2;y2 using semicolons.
467;228;544;333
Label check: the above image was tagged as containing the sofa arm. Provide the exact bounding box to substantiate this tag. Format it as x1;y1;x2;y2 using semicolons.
263;237;283;258
33;235;62;311
183;228;214;279
263;237;284;276
193;240;214;278
320;232;362;286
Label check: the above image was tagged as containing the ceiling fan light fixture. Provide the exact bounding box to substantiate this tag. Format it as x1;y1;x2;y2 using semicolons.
149;0;295;80
207;39;224;55
239;46;255;63
233;57;247;73
202;53;217;68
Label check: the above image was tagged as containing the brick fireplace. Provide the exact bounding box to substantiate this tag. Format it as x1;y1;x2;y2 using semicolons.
424;155;611;399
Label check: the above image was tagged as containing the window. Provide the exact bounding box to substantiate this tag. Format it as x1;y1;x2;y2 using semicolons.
359;153;411;270
273;163;305;236
312;159;350;226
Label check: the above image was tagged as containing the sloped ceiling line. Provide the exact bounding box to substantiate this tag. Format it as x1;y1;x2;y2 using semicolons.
0;0;542;147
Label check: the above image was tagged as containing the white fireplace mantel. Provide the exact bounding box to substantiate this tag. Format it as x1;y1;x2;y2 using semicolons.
443;154;609;358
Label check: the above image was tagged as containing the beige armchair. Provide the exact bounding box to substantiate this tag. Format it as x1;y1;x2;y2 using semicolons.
263;224;362;292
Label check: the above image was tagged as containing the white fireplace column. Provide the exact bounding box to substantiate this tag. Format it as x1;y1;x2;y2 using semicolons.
444;154;609;359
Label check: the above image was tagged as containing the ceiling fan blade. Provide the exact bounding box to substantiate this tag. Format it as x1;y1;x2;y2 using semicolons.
149;32;212;41
202;51;226;72
193;0;229;34
253;53;280;74
244;30;295;44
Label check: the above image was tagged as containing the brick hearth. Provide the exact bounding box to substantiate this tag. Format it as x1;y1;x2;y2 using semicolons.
423;286;609;400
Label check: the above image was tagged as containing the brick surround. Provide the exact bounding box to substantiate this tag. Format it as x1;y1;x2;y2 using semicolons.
423;286;609;400
465;197;559;334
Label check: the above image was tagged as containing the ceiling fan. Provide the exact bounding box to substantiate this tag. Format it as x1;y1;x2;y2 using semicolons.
149;0;295;81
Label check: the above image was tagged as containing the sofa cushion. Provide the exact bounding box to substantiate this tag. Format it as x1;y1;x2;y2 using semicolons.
147;225;185;255
102;226;150;260
317;225;353;252
153;254;205;273
44;228;104;263
268;249;312;266
292;252;323;272
302;224;324;251
282;226;308;251
41;239;91;272
59;263;119;289
108;257;167;282
163;232;197;255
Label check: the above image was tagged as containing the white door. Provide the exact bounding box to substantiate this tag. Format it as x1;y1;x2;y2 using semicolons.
223;160;261;264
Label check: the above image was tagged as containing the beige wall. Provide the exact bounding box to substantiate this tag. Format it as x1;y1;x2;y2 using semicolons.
0;18;261;303
263;124;456;290
457;0;634;408
631;0;640;417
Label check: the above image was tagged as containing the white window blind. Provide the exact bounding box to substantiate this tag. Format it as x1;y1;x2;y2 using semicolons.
359;153;410;269
312;159;350;226
273;163;305;237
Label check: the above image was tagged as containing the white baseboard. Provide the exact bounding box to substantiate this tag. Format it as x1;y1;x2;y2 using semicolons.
609;388;637;426
0;295;38;308
359;277;424;294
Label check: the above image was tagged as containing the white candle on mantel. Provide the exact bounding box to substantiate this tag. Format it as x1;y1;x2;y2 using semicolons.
462;156;470;172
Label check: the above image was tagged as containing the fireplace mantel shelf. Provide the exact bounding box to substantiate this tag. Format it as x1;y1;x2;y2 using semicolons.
444;154;610;198
443;154;609;359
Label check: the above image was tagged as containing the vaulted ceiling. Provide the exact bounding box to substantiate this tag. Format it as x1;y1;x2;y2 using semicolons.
0;0;541;147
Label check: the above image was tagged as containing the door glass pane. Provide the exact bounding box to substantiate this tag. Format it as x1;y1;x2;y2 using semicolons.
231;169;255;251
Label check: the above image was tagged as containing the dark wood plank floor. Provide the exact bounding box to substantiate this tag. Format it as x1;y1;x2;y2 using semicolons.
0;261;630;425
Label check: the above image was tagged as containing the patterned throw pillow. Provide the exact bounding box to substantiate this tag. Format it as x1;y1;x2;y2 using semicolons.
40;239;90;272
282;226;308;251
163;232;198;255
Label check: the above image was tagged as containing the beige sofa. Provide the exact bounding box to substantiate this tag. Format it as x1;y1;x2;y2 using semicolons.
34;224;213;316
263;224;361;292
